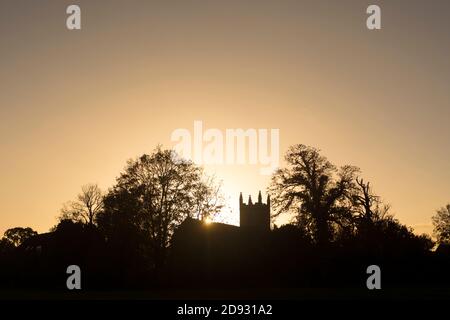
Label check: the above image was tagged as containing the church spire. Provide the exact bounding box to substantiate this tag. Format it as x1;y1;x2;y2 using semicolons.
248;195;253;205
258;191;262;204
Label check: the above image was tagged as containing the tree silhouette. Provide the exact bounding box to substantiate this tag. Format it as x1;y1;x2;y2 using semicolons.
0;142;446;292
348;178;392;237
3;227;38;247
370;216;434;255
59;183;103;226
268;144;358;245
0;238;15;254
432;204;450;244
98;146;223;269
192;175;224;221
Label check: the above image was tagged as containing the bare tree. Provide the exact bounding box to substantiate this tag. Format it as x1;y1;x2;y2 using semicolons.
192;175;224;221
350;178;391;225
59;184;103;226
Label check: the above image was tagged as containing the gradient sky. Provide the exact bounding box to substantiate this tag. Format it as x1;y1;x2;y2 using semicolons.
0;0;449;236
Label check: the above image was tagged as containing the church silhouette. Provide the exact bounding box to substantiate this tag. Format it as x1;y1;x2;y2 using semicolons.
168;191;272;287
239;191;271;231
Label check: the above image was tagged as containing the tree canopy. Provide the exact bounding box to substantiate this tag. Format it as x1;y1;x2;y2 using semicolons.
3;227;38;247
97;146;223;269
432;204;450;244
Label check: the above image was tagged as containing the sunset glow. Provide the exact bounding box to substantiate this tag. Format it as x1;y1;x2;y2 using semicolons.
0;1;449;238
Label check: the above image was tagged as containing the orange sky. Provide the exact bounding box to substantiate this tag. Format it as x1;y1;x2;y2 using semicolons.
0;0;449;236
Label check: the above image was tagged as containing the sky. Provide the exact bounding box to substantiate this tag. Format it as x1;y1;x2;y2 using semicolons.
0;0;449;236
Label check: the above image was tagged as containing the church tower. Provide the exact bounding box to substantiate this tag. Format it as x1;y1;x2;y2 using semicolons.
239;191;271;231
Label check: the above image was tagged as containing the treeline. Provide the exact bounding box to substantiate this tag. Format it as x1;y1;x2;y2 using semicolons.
268;144;435;248
0;144;449;291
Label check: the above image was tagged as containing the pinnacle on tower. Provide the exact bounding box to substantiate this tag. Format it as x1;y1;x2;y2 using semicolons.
239;191;271;231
